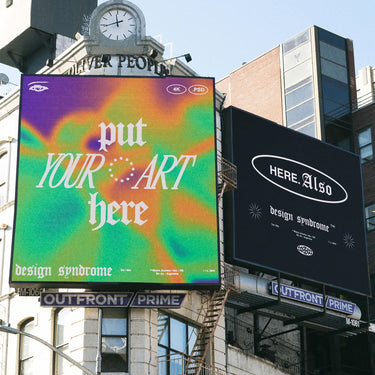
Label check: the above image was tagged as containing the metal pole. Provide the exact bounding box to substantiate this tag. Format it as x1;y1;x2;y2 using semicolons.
0;324;95;375
96;308;103;375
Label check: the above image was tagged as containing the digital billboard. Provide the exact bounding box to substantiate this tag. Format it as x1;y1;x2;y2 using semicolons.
11;75;219;288
223;106;370;296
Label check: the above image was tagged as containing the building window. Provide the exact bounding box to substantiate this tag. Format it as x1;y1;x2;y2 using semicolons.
19;319;34;375
54;309;71;375
365;204;375;232
101;308;128;373
158;312;198;375
358;128;374;163
0;151;7;206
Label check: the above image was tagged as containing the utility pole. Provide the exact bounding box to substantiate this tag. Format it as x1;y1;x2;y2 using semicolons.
0;323;95;375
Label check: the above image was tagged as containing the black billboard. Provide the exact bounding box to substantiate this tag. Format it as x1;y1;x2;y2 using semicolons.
223;106;370;296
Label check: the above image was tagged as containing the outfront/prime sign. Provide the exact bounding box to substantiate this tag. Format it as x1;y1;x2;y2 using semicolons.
11;75;219;288
270;282;357;315
130;292;186;308
223;107;370;295
40;292;185;308
40;292;133;307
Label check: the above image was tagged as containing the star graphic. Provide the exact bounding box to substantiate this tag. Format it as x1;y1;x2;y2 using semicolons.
248;203;262;220
343;233;355;249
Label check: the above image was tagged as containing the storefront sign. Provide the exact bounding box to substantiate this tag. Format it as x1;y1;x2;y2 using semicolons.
40;292;185;308
63;54;169;76
40;292;133;307
130;292;185;308
271;282;356;315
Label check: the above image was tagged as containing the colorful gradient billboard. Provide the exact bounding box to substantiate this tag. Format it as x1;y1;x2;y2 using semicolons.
11;75;219;288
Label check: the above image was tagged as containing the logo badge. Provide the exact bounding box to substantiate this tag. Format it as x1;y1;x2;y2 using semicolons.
297;245;313;256
166;84;187;95
28;81;49;92
189;85;208;95
251;155;348;204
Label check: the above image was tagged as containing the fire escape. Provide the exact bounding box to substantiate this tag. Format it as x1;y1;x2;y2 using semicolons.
183;265;240;375
182;156;238;375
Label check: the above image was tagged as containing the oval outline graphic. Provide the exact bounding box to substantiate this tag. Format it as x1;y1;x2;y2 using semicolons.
251;154;348;204
166;84;187;95
188;84;209;95
297;245;314;256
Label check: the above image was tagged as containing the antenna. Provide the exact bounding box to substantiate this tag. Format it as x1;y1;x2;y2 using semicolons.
0;74;9;85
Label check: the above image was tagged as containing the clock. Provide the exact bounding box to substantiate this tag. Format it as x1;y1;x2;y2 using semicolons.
99;9;136;40
88;1;148;47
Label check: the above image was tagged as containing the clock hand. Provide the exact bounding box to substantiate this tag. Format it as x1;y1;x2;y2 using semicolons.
101;20;123;27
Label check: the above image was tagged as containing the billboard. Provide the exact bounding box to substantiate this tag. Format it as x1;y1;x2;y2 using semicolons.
11;75;219;288
223;106;370;295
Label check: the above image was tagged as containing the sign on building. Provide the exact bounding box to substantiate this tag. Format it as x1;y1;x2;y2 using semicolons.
11;76;219;288
40;292;186;308
223;106;370;295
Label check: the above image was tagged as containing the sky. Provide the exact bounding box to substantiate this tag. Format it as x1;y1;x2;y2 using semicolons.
1;0;374;85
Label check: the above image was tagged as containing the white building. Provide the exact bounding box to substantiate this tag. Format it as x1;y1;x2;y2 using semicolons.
356;65;375;109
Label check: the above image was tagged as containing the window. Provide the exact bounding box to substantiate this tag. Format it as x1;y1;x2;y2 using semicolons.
322;76;350;118
320;41;347;67
101;308;128;373
19;319;34;375
286;99;315;126
358;128;374;163
0;151;7;206
284;60;313;89
290;121;316;138
282;29;310;54
365;204;375;232
283;42;312;71
54;309;71;375
158;312;198;375
320;59;348;84
285;81;313;110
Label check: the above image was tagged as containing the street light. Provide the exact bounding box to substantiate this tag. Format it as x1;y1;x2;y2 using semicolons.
0;323;95;375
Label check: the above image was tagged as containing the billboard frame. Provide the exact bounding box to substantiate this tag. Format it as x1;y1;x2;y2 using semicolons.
223;106;370;297
10;74;221;290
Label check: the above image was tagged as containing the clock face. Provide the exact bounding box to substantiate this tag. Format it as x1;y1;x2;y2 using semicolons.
99;9;136;40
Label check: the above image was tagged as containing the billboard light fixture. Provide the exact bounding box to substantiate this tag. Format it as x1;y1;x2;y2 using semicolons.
147;49;158;59
162;53;192;64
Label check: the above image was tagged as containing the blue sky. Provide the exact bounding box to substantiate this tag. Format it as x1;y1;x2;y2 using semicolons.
1;0;374;84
